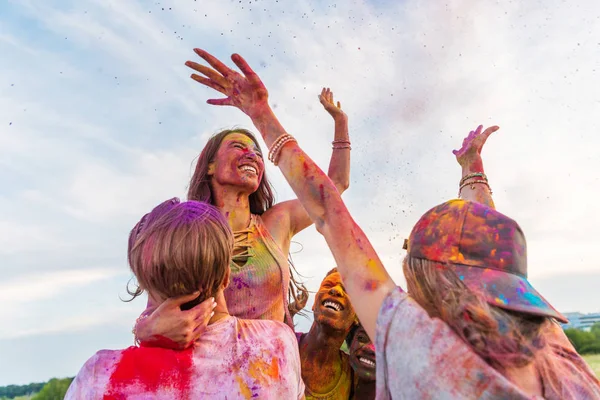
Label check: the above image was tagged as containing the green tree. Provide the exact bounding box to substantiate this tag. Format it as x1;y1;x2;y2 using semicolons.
591;322;600;339
31;378;73;400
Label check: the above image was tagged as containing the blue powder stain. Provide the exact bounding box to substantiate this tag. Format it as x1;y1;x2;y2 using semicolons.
459;275;465;281
497;293;508;305
523;292;545;307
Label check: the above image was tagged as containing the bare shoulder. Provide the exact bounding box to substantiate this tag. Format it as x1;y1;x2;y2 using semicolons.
260;202;293;241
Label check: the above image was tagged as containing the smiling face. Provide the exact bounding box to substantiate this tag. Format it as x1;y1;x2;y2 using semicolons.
208;132;265;194
312;271;357;332
348;325;376;381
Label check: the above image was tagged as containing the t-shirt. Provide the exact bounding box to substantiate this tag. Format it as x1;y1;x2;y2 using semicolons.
66;316;305;399
375;287;600;400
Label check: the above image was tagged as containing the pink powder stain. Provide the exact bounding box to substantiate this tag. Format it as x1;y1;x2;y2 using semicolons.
103;346;194;399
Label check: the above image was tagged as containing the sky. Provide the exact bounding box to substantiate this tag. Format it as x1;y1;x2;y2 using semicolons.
1;0;599;386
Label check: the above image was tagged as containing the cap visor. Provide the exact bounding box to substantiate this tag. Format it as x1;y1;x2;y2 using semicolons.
453;265;568;324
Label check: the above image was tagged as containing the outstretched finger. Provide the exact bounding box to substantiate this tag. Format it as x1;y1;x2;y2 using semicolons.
231;53;261;84
185;61;228;87
481;125;500;142
190;74;228;95
193;48;234;77
337;101;341;109
207;97;235;106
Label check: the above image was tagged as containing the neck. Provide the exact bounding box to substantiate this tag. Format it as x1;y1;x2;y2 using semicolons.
354;378;376;400
299;322;349;394
208;289;230;325
211;185;252;231
301;321;346;365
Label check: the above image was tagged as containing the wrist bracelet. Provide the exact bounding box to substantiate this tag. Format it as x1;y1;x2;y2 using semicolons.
268;134;297;165
458;180;493;197
332;144;351;150
460;172;487;186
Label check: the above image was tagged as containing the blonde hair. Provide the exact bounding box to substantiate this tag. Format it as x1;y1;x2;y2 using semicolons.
128;199;233;304
403;256;566;394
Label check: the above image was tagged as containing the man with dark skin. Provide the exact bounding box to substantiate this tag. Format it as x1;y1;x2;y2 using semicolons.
347;324;376;399
297;268;357;399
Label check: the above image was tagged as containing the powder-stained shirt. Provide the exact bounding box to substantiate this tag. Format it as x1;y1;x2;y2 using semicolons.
375;287;600;400
295;332;354;399
66;316;305;400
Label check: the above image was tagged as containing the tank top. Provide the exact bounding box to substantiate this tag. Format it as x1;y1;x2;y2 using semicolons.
296;332;355;399
224;214;293;329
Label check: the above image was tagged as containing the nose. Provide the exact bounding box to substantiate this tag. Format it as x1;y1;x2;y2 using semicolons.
365;342;375;353
243;150;257;160
328;285;343;297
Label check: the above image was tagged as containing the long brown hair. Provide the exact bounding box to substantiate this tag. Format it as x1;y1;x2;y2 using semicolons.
403;256;570;395
188;128;307;319
187;129;274;215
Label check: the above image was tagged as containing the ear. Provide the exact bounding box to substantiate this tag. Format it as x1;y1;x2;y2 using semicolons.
222;267;231;289
207;162;216;176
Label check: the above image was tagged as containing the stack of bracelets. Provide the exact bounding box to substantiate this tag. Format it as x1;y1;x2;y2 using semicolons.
268;133;297;166
267;134;351;165
458;172;492;197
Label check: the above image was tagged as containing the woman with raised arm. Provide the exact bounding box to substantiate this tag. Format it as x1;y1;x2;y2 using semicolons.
133;83;351;348
185;48;600;399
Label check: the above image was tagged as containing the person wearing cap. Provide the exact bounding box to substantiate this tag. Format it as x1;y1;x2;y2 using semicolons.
186;48;600;399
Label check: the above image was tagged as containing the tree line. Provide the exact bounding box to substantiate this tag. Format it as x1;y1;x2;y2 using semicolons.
0;378;73;400
564;322;600;354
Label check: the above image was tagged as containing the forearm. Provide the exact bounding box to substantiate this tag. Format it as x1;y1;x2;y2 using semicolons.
250;107;395;339
327;116;350;193
459;157;495;209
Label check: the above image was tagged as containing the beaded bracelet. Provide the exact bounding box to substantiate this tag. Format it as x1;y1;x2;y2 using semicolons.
333;144;352;150
459;172;487;186
268;134;297;165
458;180;493;197
268;134;294;163
332;140;351;145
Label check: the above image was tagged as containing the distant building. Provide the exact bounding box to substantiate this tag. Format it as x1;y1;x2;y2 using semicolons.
561;312;600;331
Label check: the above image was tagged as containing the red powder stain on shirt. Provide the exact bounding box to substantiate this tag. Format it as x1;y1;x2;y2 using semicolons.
103;345;194;399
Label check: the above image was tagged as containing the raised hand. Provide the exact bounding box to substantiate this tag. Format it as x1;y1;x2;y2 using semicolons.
185;49;269;118
134;292;217;350
452;125;499;168
319;87;347;122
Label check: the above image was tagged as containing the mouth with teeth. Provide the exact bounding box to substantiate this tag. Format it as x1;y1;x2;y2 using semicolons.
322;299;344;312
358;356;376;368
238;164;258;176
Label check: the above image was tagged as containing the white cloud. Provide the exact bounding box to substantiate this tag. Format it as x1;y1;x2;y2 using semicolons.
0;268;123;305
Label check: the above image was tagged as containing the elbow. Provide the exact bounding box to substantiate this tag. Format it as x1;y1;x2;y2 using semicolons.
337;179;350;193
332;176;350;193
